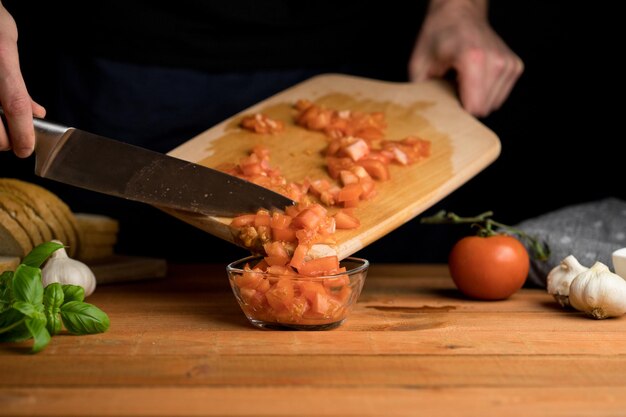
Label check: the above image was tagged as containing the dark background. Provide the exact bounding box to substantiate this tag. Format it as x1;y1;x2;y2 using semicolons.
1;2;621;263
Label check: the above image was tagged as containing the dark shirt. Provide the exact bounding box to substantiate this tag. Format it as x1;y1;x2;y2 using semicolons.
8;1;425;74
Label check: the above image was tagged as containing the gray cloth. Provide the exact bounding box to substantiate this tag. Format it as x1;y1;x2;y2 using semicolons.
517;198;626;287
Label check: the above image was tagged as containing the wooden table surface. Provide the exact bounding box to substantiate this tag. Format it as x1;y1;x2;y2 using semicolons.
1;263;625;417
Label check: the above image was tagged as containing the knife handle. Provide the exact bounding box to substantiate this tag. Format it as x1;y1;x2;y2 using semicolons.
0;107;72;175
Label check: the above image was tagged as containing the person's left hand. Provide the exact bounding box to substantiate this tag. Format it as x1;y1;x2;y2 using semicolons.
409;0;523;117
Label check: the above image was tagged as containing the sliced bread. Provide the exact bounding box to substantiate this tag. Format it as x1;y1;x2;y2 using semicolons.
0;207;32;257
0;256;20;274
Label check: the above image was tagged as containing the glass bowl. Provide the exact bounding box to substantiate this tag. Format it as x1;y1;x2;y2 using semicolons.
227;255;368;330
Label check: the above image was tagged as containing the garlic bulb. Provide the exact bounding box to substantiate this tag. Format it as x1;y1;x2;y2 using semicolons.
547;255;589;307
569;262;626;319
42;241;96;296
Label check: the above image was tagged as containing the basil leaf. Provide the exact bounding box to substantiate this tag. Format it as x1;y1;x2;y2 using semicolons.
0;270;13;287
46;313;62;335
12;301;38;318
60;301;110;334
12;265;43;305
44;283;64;310
43;283;64;335
0;287;11;313
0;321;31;343
25;314;50;353
0;271;15;313
62;285;85;303
0;308;25;334
21;241;64;268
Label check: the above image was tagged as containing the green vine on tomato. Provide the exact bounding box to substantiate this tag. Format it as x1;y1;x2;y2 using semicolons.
421;210;550;261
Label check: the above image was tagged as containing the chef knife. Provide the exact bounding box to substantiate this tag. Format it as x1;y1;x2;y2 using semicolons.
0;110;295;217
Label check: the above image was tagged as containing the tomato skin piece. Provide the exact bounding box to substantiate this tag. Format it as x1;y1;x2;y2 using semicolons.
448;235;529;300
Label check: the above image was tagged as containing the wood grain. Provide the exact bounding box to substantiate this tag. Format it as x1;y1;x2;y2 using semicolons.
165;75;501;259
2;387;625;417
2;264;626;416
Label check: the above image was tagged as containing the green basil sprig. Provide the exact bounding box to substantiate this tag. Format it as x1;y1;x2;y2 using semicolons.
0;242;110;353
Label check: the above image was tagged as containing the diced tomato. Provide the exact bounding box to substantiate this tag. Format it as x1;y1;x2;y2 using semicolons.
256;278;271;293
254;212;271;227
272;227;297;243
365;150;392;164
265;278;295;310
359;179;377;200
391;146;409;165
285;204;302;221
327;157;355;179
325;139;342;157
231;214;256;228
289;244;308;270
294;99;313;112
308;179;331;197
334;211;360;229
321;185;341;206
241;114;285;134
266;265;295;276
234;270;264;289
343;138;370;161
337;183;363;202
252;145;271;159
357;159;390;181
270;212;292;229
274;296;308;323
253;259;269;270
350;165;370;180
295;228;317;245
242;162;264;176
308;203;326;216
239;288;266;309
340;170;359;186
264;241;289;258
323;273;350;289
299;281;326;303
293;208;323;230
297;256;340;277
318;217;336;235
330;285;352;304
303;291;342;318
265;255;290;267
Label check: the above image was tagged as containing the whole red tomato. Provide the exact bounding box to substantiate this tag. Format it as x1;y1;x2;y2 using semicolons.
448;234;530;300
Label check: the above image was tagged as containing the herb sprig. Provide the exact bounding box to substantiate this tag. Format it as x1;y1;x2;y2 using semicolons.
0;242;109;353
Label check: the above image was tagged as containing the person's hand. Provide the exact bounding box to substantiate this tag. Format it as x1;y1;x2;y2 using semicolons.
409;0;523;117
0;2;46;157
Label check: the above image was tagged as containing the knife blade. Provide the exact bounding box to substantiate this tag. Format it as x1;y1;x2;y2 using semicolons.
1;110;295;217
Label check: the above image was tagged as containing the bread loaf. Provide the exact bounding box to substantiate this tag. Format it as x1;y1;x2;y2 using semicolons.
0;207;33;257
0;256;20;274
0;179;79;256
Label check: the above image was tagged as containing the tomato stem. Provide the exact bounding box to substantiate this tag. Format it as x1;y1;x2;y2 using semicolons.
421;210;550;261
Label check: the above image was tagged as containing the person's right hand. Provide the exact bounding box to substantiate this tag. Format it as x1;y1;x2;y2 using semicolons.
0;2;46;158
409;0;523;117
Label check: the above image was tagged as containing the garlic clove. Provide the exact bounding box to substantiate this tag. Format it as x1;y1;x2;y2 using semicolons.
612;247;626;279
569;261;626;319
42;240;97;297
546;255;589;308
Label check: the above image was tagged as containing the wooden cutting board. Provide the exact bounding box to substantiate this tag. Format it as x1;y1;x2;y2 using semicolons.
164;74;500;260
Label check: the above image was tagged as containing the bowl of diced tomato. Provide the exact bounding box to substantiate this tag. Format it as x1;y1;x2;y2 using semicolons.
227;255;368;330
